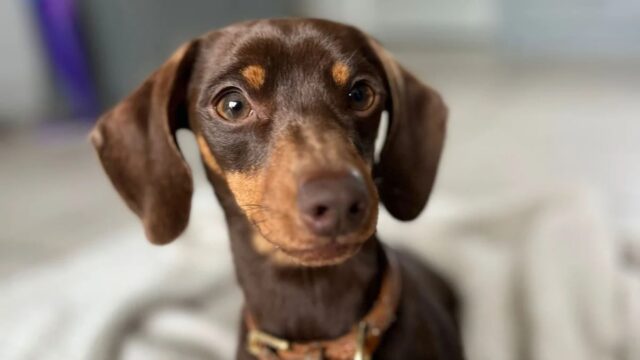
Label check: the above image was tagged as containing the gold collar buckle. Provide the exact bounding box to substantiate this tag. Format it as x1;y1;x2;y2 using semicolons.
354;321;371;360
248;328;291;357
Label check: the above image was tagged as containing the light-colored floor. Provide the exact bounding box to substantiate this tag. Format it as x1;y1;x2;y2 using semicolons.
1;49;639;277
0;125;131;276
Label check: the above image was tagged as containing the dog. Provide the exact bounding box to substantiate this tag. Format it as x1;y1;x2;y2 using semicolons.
91;18;464;360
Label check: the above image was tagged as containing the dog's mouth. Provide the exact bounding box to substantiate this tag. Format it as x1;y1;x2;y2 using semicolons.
250;215;377;267
283;242;363;266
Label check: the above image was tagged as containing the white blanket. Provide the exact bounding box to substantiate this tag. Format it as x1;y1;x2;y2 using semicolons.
1;185;638;360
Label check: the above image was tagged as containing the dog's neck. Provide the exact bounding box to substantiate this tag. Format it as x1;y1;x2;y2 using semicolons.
222;207;385;341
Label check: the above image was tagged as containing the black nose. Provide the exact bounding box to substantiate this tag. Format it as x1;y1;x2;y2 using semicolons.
297;172;370;237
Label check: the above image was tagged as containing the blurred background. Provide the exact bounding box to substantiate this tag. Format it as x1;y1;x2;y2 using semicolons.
1;1;639;359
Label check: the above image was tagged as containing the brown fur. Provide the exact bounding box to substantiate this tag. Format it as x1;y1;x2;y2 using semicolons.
196;134;223;175
91;18;464;359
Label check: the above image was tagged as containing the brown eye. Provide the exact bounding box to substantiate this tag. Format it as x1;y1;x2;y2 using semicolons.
348;82;375;111
214;91;252;121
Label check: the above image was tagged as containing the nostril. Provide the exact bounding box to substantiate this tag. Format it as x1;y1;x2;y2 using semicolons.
314;205;329;218
348;201;364;216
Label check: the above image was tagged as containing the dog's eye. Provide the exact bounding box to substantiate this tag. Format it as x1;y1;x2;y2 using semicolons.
348;82;375;111
215;91;252;121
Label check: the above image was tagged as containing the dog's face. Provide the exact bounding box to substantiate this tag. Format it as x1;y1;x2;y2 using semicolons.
191;20;386;265
91;19;447;267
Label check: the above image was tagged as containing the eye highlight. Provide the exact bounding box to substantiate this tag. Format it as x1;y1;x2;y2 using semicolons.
348;82;375;111
214;91;252;121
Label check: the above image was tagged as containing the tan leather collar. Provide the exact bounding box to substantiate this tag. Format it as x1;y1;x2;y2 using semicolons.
245;247;402;360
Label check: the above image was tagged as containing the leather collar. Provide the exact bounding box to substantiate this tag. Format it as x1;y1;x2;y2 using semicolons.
244;247;402;360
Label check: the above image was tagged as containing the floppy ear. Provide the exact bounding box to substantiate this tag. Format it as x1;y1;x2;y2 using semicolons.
90;40;200;244
370;41;448;221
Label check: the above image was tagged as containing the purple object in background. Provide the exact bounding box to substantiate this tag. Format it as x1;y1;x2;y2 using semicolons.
31;0;98;120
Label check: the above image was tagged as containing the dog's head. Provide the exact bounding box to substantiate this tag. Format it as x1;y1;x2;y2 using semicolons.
91;19;447;266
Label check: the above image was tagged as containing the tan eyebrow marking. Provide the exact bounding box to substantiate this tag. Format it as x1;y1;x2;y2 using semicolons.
241;65;266;89
331;62;350;86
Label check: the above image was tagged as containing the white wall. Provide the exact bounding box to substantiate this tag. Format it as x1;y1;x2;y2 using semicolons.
296;0;499;44
501;0;640;58
298;0;640;57
0;1;48;124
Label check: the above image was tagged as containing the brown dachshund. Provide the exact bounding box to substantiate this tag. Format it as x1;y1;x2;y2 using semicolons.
91;18;464;360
